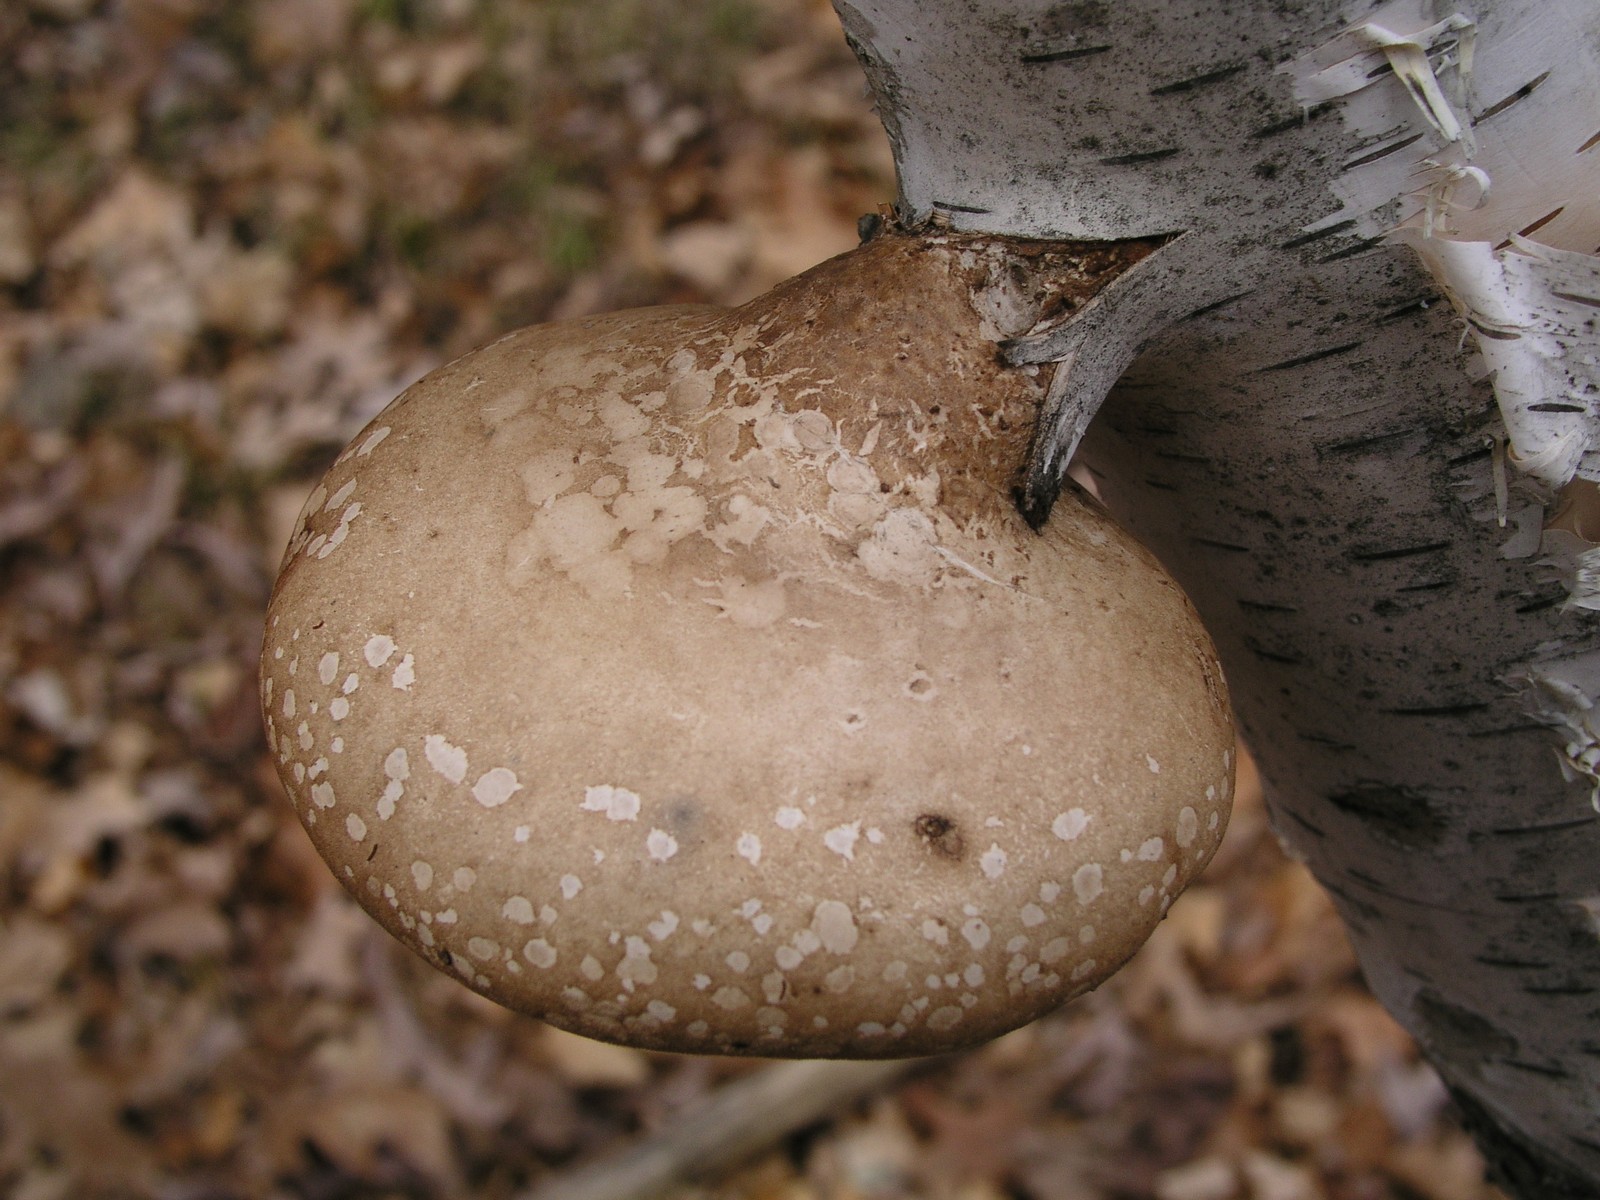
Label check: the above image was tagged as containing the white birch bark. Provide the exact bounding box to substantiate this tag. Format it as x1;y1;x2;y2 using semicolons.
832;0;1600;1193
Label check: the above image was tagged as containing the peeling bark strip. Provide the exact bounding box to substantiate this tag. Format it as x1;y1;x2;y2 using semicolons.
835;0;1600;1192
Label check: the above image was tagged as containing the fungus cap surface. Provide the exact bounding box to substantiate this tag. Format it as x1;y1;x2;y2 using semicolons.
262;234;1234;1056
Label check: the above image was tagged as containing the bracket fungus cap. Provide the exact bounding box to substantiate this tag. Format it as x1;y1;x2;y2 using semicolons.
261;232;1234;1057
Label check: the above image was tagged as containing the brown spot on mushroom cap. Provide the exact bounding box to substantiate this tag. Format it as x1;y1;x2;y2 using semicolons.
261;232;1233;1058
914;814;965;860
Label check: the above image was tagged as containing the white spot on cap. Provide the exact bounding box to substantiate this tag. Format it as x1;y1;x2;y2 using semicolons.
324;480;357;512
391;654;415;690
338;812;364;842
960;918;991;950
523;939;557;968
384;747;409;781
963;963;985;986
725;951;750;973
1071;959;1098;982
737;833;761;865
580;955;603;981
648;911;678;941
1052;809;1089;841
775;806;805;830
356;426;391;456
646;999;676;1022
647;829;679;861
1020;903;1045;927
282;690;296;719
311;782;335;809
454;867;476;891
364;634;397;667
560;874;582;899
468;937;499;961
812;900;858;954
1146;754;1161;774
617;937;657;988
1139;885;1156;906
377;782;400;821
980;844;1008;879
928;1006;964;1031
503;896;535;924
1073;863;1104;904
824;822;861;860
921;918;949;946
473;768;522;809
342;674;359;695
424;735;467;783
1040;881;1061;903
1040;937;1072;964
1137;836;1165;862
858;1022;887;1036
1176;806;1199;849
411;861;433;890
317;653;339;686
776;946;803;970
329;697;350;721
582;785;641;821
712;986;748;1010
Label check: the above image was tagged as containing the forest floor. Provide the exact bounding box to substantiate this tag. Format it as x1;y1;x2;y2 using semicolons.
0;1;1510;1198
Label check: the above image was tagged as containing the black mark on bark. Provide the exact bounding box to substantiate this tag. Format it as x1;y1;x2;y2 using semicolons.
1344;132;1426;169
1239;598;1299;614
1100;148;1182;166
1260;341;1363;372
1382;702;1490;718
1151;63;1245;95
1318;236;1388;262
1181;291;1254;320
1326;782;1447;849
1349;541;1451;562
1474;72;1550;124
1252;105;1333;138
1020;45;1112;64
1318;428;1422;457
1490;814;1598;838
1375;297;1435;323
1279;220;1356;250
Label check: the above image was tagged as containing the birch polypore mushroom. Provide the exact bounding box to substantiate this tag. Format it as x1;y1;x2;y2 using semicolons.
260;230;1234;1057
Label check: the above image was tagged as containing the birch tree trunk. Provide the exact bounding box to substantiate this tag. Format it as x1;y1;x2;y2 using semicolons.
831;0;1600;1193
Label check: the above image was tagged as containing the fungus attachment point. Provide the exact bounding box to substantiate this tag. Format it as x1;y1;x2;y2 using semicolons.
261;232;1234;1057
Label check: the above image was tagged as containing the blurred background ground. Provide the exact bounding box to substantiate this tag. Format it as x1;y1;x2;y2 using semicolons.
0;1;1509;1198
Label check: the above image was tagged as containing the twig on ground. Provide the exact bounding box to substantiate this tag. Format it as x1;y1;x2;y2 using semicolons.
520;1055;935;1200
